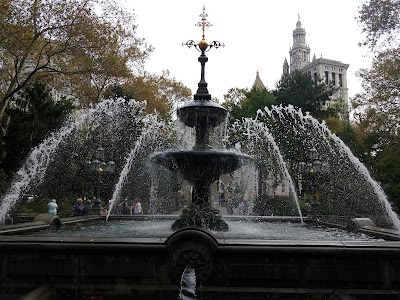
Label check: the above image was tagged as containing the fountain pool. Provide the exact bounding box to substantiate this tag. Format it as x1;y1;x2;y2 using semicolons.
25;218;381;241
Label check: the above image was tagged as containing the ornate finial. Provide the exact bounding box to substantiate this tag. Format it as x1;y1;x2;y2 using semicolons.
182;6;224;53
298;13;300;22
182;7;224;100
196;5;212;39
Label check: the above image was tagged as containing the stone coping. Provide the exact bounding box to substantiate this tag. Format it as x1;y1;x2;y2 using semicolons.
360;226;400;241
0;236;399;259
0;221;50;235
0;215;102;235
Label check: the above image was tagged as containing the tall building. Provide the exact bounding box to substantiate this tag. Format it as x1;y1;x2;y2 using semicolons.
282;16;350;119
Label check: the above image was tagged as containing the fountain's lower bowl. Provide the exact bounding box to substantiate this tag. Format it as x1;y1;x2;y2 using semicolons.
151;149;252;183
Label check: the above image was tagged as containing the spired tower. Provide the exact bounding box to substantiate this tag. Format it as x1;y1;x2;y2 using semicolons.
289;15;311;72
282;15;350;119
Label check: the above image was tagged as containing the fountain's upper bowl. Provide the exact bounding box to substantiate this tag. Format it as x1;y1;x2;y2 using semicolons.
177;100;228;128
151;149;253;183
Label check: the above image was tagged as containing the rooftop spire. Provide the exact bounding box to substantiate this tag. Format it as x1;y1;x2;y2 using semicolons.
252;71;266;90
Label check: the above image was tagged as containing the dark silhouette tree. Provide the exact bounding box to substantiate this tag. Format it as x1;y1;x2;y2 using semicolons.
223;87;276;121
274;70;337;119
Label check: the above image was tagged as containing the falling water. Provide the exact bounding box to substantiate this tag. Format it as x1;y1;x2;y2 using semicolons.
0;121;75;223
249;117;304;221
261;105;400;230
106;114;166;220
0;98;146;223
178;265;196;300
229;117;304;221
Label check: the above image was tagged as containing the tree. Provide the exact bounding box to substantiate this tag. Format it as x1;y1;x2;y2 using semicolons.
274;70;337;119
324;116;367;162
223;87;276;121
352;49;400;134
104;70;192;119
357;0;400;50
0;0;152;137
355;0;400;134
354;0;400;209
3;80;73;177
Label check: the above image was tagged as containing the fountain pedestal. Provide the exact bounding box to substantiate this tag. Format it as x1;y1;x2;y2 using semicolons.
172;203;228;231
151;100;252;232
152;148;251;231
151;11;252;231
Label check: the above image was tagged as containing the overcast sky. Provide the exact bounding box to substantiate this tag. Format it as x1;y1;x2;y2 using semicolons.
124;0;370;103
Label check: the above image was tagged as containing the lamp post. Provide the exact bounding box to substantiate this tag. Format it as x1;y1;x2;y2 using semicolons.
298;148;329;213
85;146;115;214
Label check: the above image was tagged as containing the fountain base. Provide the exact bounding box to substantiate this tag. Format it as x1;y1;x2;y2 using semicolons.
172;204;228;231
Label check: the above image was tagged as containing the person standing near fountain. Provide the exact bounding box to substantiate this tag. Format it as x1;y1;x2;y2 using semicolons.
47;199;58;215
133;198;143;215
121;198;131;215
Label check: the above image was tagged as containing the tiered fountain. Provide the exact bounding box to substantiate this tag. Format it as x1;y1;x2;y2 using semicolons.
151;7;251;231
0;7;400;300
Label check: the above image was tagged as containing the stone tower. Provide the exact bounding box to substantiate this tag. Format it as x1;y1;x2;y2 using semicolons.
282;15;350;119
289;15;311;72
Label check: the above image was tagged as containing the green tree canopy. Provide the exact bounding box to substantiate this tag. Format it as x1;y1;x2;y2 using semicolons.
357;0;400;50
223;87;276;121
354;0;400;210
354;0;400;153
274;70;337;119
3;80;73;176
104;70;192;119
0;0;152;137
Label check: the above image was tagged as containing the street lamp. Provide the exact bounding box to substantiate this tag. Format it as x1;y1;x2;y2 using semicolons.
298;148;329;212
85;146;115;214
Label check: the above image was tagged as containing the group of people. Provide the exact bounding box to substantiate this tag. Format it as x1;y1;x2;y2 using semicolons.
117;197;142;215
47;196;143;217
47;197;92;216
73;197;93;216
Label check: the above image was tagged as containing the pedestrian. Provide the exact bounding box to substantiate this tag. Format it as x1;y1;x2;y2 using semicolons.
47;199;58;215
226;201;233;214
83;199;92;215
133;198;143;215
121;198;131;215
238;200;245;215
73;198;84;216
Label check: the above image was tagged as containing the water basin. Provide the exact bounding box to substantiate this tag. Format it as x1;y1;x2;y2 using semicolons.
26;219;381;241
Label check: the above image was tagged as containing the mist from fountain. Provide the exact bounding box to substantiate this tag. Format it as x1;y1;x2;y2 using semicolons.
246;104;400;230
106;114;167;220
0;122;75;223
233;118;304;221
0;95;398;233
0;98;173;222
